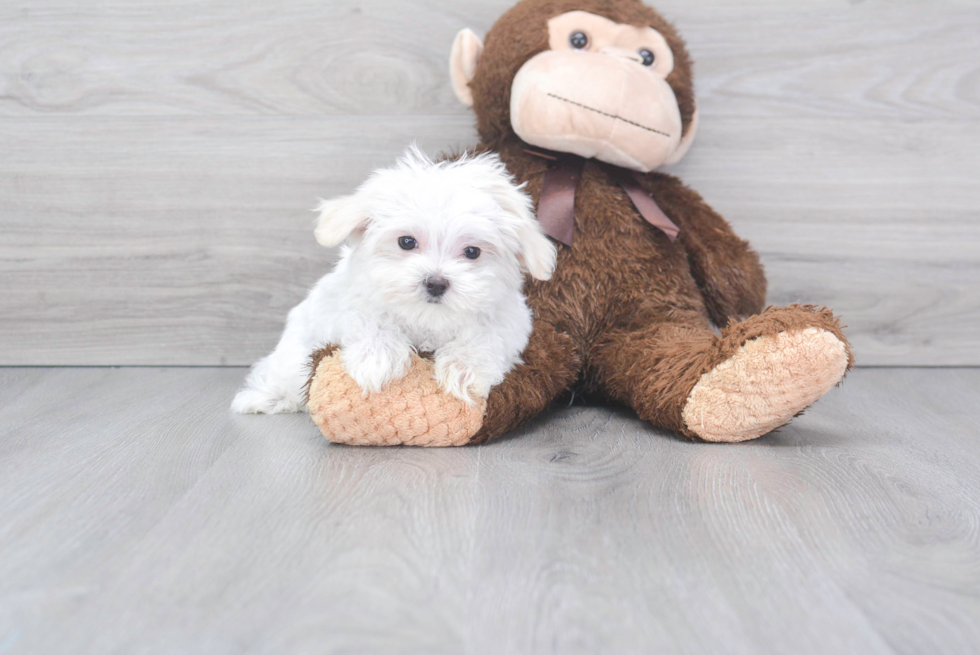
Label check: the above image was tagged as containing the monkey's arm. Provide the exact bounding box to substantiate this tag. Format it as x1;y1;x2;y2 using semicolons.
646;174;767;326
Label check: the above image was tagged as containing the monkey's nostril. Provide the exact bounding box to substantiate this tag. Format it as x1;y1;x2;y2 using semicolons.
425;276;450;298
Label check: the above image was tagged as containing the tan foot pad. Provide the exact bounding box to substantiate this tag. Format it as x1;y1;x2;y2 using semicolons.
682;328;849;443
307;353;485;447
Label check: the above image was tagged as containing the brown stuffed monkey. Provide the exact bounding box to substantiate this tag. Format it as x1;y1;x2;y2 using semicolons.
306;0;853;446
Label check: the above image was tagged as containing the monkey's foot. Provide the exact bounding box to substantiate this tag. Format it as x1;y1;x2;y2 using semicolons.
681;326;850;443
306;349;485;447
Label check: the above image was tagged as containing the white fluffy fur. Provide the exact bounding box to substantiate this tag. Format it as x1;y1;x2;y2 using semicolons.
232;145;557;414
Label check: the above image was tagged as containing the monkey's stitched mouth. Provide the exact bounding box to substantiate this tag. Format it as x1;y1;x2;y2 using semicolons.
546;93;671;138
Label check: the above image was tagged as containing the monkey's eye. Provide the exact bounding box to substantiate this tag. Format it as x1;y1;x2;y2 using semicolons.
569;31;589;50
639;49;655;66
463;246;481;260
398;236;418;250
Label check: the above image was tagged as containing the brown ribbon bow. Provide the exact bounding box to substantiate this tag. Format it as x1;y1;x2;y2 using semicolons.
527;149;680;248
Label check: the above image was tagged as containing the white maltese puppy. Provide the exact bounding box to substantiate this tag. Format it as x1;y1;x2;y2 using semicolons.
232;145;556;414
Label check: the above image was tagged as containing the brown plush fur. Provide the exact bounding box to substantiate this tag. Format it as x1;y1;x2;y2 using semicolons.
305;344;338;404
464;0;853;443
306;0;853;446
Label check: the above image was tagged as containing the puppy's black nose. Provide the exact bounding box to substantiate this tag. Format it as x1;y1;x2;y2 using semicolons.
425;276;450;298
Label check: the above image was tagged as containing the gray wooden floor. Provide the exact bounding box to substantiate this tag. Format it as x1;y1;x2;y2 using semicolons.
1;367;978;654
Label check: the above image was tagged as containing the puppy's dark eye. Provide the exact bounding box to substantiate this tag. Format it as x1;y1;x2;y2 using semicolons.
639;49;655;66
463;246;481;260
569;31;589;50
398;236;417;250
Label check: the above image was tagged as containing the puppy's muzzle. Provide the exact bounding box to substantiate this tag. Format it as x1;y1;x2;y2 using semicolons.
424;276;450;299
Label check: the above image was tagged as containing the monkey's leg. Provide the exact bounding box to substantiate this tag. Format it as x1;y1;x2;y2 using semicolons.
469;320;582;444
594;305;853;442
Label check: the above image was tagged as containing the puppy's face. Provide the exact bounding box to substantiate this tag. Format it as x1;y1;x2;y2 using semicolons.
356;186;520;315
315;147;556;320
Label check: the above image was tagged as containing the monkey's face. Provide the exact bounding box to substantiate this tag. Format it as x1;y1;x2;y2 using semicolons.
511;11;684;172
451;3;698;173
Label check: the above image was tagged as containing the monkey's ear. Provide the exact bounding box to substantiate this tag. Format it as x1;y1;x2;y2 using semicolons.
449;28;484;107
665;108;699;166
313;195;369;247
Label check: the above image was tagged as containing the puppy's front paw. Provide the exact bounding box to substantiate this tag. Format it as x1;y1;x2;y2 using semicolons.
433;357;493;404
342;343;412;395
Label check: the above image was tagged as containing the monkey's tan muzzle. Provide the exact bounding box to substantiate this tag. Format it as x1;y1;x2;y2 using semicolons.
510;50;684;172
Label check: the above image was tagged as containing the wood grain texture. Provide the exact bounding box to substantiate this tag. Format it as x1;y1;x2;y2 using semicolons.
1;0;978;365
1;367;978;653
1;1;976;119
2;115;976;365
0;116;478;365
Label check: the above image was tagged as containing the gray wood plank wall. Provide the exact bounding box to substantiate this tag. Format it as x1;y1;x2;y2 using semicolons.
1;0;978;366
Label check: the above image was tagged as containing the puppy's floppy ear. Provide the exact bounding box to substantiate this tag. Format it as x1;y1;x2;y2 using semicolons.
512;204;558;281
313;195;368;247
483;166;557;281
